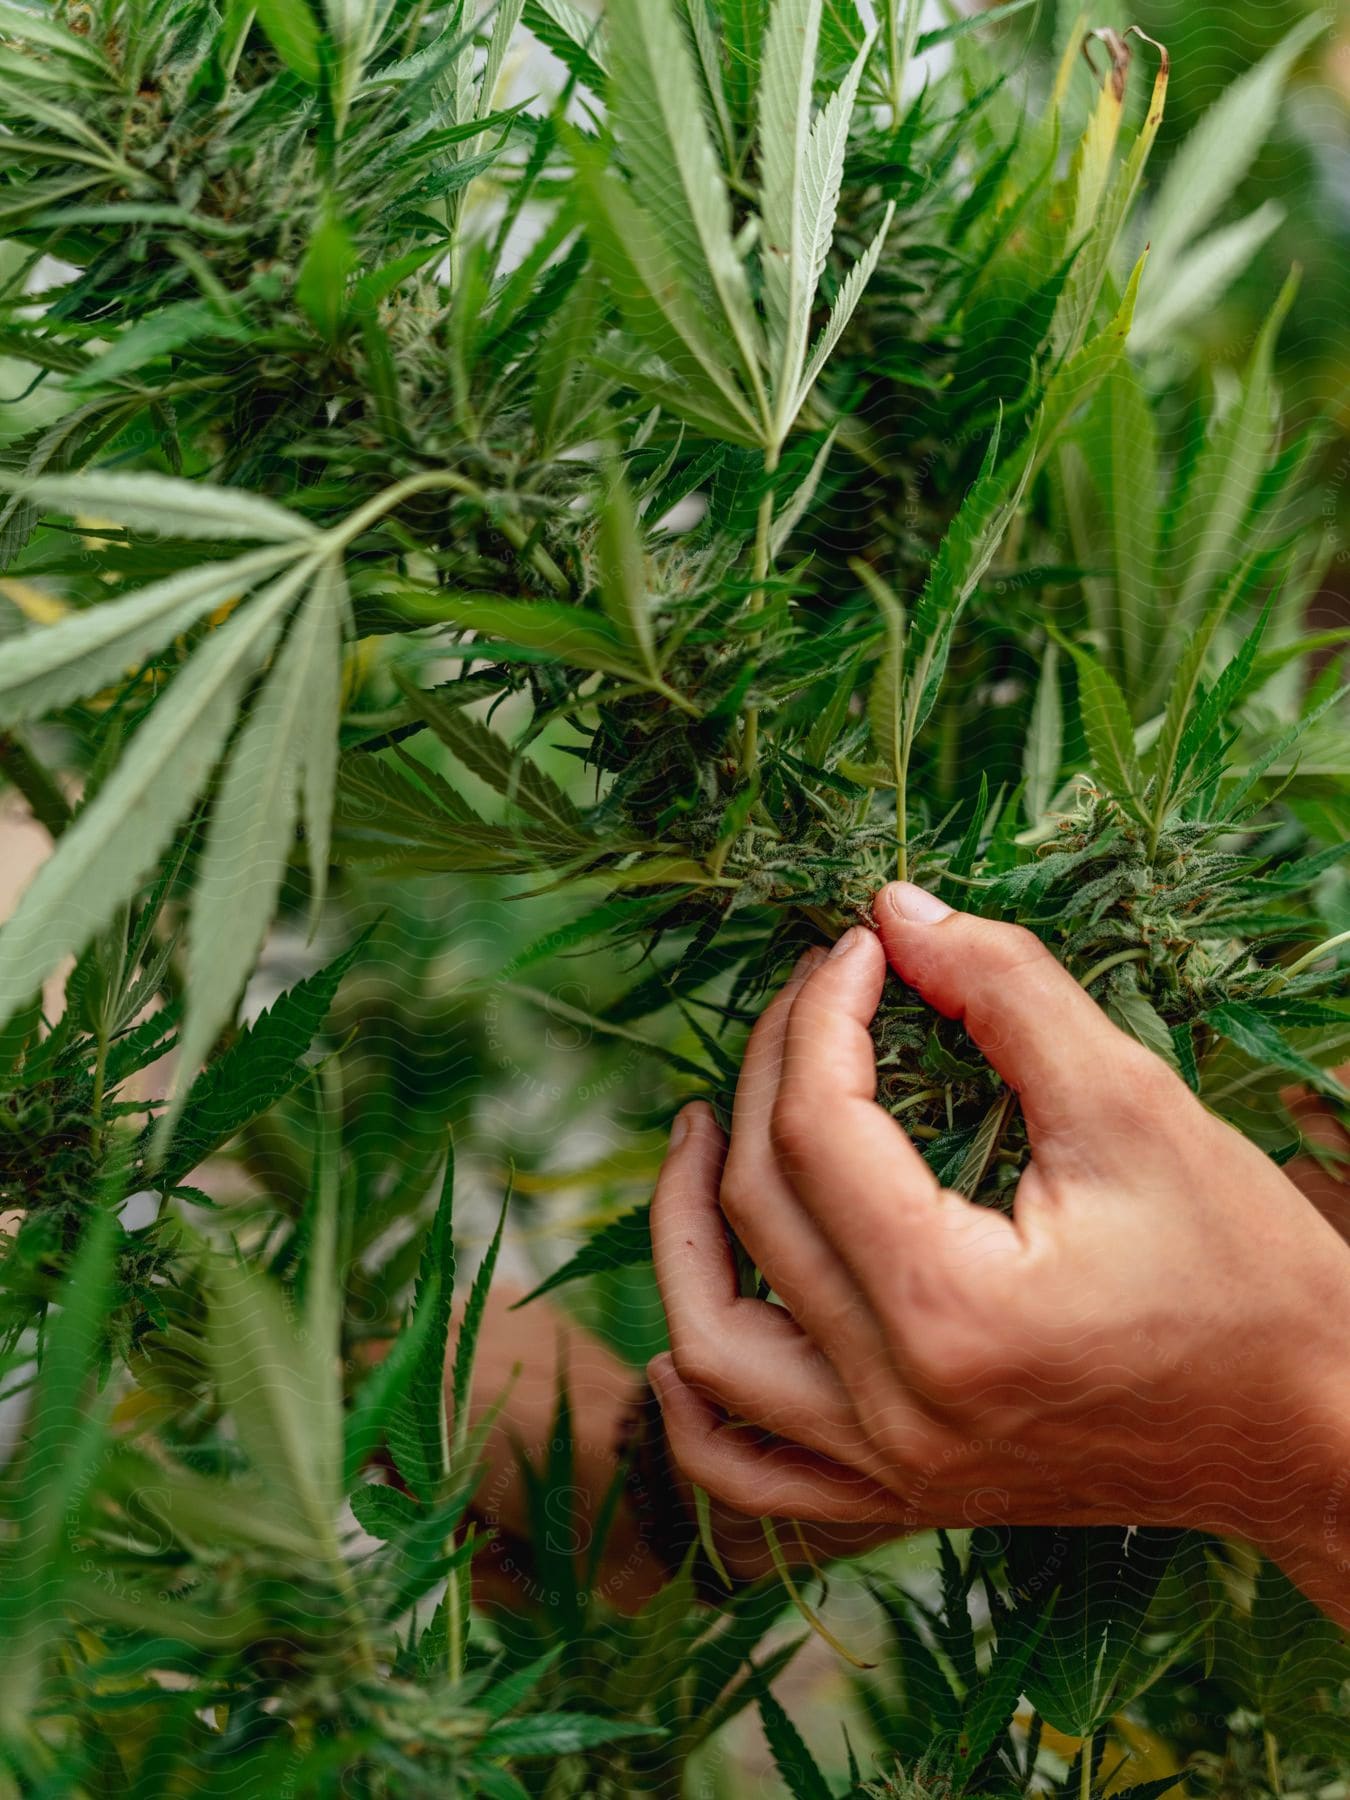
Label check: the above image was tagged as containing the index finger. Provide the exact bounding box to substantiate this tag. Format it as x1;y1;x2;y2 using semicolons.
773;926;1022;1304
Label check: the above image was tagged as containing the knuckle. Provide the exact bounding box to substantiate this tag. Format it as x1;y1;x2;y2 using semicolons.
1113;1042;1185;1123
975;920;1049;983
769;1090;814;1174
669;1328;734;1406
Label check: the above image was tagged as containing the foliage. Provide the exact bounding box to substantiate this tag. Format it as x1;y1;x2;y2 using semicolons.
0;0;1346;1792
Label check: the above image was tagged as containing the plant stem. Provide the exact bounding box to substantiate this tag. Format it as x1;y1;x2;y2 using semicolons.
740;444;781;781
1264;1727;1282;1795
1080;1734;1094;1800
1267;927;1350;989
328;470;569;595
1077;947;1147;989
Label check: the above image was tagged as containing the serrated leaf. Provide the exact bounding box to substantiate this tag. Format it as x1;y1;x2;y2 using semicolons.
596;460;659;679
397;672;584;835
1145;15;1323;282
450;1187;510;1474
414;590;643;680
157;930;369;1185
1009;1527;1180;1738
513;1203;652;1307
794;199;894;416
168;565;342;1139
958;1598;1052;1776
0;565;308;1031
1060;637;1147;824
208;1257;340;1557
607;0;762;403
4;471;319;543
388;1142;456;1501
349;1479;422;1540
769;426;838;557
757;1685;833;1800
1167;273;1297;650
0;544;298;726
1023;641;1062;823
1073;361;1158;694
1132;200;1285;355
760;0;823;396
523;0;608;93
1205;1001;1346;1097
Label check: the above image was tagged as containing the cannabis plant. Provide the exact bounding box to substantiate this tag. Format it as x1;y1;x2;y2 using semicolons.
0;0;1346;1792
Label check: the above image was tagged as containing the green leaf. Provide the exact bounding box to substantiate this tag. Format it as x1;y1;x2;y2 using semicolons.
0;1209;115;1733
523;0;608;94
397;672;585;834
0;543;299;726
1073;361;1158;694
1022;641;1062;823
69;299;249;388
208;1256;341;1558
252;0;323;83
158;930;369;1185
1009;1527;1180;1738
1058;636;1147;825
4;471;319;543
1167;273;1298;642
606;0;762;399
568;133;762;443
1145;16;1323;283
794;199;895;417
958;1598;1052;1779
450;1187;510;1471
0;565;308;1031
342;1293;440;1489
168;564;343;1139
419;591;643;680
1204;1002;1346;1097
388;1141;456;1501
349;1479;421;1540
477;1713;662;1759
1132;200;1285;356
756;1685;833;1800
766;11;875;432
596;459;659;679
296;211;358;342
512;1204;652;1307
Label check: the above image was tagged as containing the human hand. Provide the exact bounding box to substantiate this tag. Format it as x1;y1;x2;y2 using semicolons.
648;884;1350;1625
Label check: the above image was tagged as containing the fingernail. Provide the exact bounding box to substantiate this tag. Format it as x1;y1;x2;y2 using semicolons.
883;881;952;924
668;1107;693;1149
792;948;822;978
829;926;864;958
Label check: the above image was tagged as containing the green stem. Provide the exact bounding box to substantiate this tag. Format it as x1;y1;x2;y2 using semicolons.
1077;947;1147;989
1267;928;1350;990
1080;1733;1094;1800
327;470;569;595
1264;1727;1282;1796
886;0;903;123
740;445;781;781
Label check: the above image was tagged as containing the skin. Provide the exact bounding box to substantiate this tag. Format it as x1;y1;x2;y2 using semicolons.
644;882;1350;1627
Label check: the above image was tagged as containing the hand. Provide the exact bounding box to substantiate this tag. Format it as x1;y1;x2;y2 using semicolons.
648;883;1350;1625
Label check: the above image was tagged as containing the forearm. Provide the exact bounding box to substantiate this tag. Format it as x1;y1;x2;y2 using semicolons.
1256;1384;1350;1630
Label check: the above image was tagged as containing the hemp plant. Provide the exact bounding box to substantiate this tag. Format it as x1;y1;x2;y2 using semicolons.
0;0;1346;1792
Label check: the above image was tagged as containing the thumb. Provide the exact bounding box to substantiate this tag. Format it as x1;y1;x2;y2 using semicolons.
874;881;1161;1159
